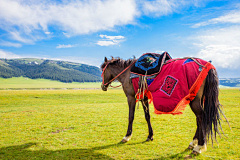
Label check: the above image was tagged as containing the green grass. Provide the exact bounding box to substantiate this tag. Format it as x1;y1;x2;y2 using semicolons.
0;89;239;159
0;77;103;89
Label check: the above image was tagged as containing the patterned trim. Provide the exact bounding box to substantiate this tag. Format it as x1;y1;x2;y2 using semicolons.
160;75;178;96
134;54;160;71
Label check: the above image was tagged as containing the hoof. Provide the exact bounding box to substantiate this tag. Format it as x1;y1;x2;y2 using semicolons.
188;145;194;150
146;137;153;142
188;138;198;150
192;144;207;154
121;135;132;143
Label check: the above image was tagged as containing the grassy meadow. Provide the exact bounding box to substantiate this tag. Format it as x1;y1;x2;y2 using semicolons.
0;77;102;89
0;87;239;159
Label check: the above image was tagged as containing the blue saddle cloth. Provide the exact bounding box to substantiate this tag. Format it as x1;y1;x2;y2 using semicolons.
130;52;171;76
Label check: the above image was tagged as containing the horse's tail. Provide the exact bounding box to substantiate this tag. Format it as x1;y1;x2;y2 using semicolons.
203;69;228;144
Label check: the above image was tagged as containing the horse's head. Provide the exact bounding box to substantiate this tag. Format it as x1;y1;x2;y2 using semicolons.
101;56;135;91
101;57;113;91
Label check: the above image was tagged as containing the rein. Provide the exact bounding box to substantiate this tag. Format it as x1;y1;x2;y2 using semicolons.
102;60;136;88
110;84;122;88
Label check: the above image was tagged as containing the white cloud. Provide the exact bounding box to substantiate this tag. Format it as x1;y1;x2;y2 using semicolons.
0;0;138;43
97;34;125;46
97;41;116;46
141;0;207;17
56;44;77;49
99;35;125;40
192;10;240;28
194;26;240;69
198;45;240;68
62;32;71;38
9;31;34;44
0;40;22;47
192;8;240;69
0;0;210;45
0;0;232;49
141;0;177;16
195;26;240;48
45;31;53;35
0;49;21;59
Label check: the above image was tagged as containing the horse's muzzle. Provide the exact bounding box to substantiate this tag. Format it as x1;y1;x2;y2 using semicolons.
101;84;108;91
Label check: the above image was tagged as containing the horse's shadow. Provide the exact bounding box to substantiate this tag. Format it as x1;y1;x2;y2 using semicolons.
0;142;199;159
152;148;199;160
0;141;144;159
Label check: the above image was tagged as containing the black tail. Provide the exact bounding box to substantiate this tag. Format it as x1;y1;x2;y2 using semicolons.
203;69;228;144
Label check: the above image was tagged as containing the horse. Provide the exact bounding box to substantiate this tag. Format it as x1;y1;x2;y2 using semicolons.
100;56;227;154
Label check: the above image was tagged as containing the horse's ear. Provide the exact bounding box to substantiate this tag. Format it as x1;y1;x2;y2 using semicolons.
104;57;108;62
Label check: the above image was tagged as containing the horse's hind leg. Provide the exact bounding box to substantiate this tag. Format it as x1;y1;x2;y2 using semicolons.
188;97;203;150
141;96;153;141
189;100;207;154
188;122;199;149
122;95;136;143
189;82;207;154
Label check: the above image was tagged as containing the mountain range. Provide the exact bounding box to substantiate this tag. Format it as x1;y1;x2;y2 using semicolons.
219;78;240;87
0;58;102;83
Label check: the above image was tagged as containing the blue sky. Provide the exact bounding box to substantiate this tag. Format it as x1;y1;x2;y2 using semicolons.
0;0;240;78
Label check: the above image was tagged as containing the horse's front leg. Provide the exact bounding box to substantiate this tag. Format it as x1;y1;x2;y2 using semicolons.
142;96;153;141
122;95;136;143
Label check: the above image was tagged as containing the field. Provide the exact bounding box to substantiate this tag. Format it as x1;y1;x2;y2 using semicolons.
0;88;239;159
0;77;102;89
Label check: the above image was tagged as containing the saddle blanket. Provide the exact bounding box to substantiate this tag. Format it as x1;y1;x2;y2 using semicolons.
132;58;215;115
130;52;171;76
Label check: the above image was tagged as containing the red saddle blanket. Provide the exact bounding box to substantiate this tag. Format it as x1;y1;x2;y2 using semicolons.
132;58;215;115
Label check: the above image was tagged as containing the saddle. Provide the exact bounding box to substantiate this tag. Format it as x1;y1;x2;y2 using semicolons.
130;52;172;76
130;52;172;105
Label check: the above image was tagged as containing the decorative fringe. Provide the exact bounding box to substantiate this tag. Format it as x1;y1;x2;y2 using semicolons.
135;89;153;104
135;73;153;107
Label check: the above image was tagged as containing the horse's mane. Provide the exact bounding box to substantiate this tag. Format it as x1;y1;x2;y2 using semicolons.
100;57;136;70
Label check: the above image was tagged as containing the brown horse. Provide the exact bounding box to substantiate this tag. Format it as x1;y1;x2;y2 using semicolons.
100;56;227;154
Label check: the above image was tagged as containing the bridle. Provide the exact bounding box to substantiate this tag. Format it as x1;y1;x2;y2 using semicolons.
101;60;136;88
101;62;110;86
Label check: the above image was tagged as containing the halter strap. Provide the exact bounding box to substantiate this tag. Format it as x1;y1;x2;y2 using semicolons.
101;60;136;87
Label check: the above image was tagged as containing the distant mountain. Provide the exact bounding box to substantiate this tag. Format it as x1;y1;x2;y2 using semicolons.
219;78;240;87
0;58;101;83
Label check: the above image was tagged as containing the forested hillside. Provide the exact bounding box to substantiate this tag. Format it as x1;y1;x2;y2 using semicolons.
0;58;101;83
